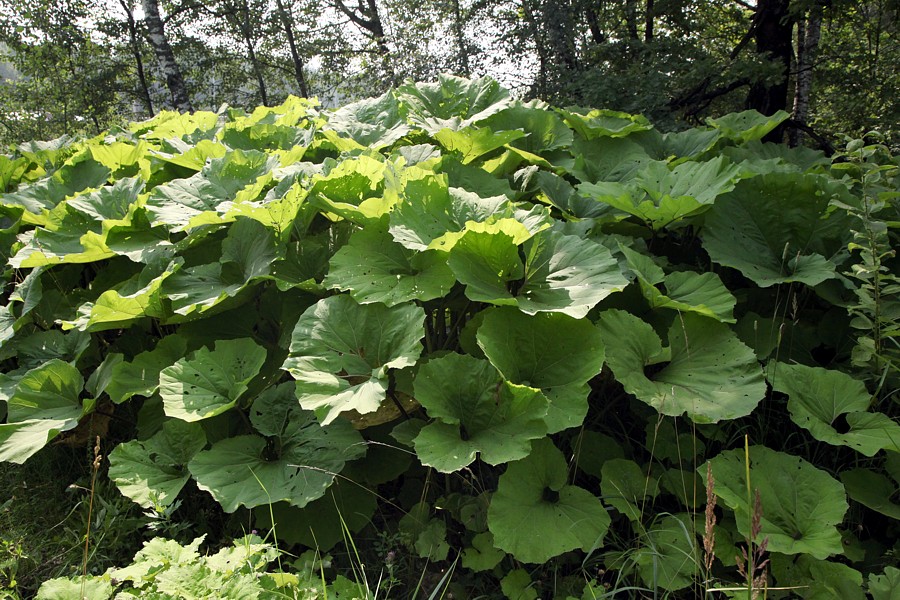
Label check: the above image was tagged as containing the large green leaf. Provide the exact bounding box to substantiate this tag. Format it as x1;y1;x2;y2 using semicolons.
0;360;87;463
388;179;527;252
701;173;853;287
704;445;847;559
768;362;900;456
449;229;627;318
582;157;743;229
488;438;610;563
412;353;548;472
324;91;411;149
324;223;456;306
598;310;765;423
633;514;698;592
619;244;736;322
481;102;574;153
161;218;277;316
62;259;178;331
558;108;653;139
159;338;267;422
109;419;207;508
103;335;188;404
396;74;512;133
434;126;527;164
840;468;900;520
146;149;277;230
706;110;790;143
476;307;605;432
188;384;365;512
282;295;425;424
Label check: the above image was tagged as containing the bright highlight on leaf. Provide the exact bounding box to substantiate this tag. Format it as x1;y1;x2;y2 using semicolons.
282;295;424;425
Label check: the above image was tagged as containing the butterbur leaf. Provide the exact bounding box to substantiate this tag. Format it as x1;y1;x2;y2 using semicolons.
706;109;790;143
146;149;277;230
702;173;853;287
434;126;527;164
188;384;365;512
598;310;764;423
600;458;659;522
558;108;653;139
282;295;424;424
869;566;900;600
477;307;605;432
412;353;548;472
324;91;411;149
389;180;518;252
500;569;538;600
450;229;627;318
771;554;865;600
324;223;456;305
840;468;900;520
160;338;267;422
619;244;736;322
768;362;900;456
633;514;698;591
592;157;743;229
462;532;505;572
0;360;87;463
488;438;610;563
398;502;450;560
704;445;847;559
109;419;207;508
396;74;512;133
256;482;377;551
105;335;188;404
161;218;277;316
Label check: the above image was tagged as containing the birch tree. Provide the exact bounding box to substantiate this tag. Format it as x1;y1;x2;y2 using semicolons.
141;0;192;111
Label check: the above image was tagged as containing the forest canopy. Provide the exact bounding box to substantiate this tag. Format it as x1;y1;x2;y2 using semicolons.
0;0;897;148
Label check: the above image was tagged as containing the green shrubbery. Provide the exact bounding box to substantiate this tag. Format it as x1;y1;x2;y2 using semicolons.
1;75;898;598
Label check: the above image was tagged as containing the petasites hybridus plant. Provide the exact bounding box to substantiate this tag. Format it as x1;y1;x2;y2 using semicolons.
1;75;897;596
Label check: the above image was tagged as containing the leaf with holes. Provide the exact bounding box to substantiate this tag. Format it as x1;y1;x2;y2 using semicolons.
109;419;207;508
598;310;764;423
282;295;424;424
488;438;610;563
768;362;900;456
704;445;847;559
159;338;267;422
188;384;365;512
412;353;548;472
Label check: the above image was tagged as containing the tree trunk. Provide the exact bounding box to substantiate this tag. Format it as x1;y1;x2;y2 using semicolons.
624;0;639;39
451;0;470;77
789;4;822;146
141;0;192;112
119;0;154;116
233;0;269;106
333;0;394;85
274;0;309;97
746;0;793;116
645;0;654;42
585;2;605;45
543;0;578;72
521;0;548;97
